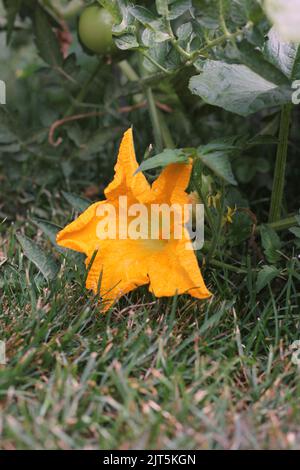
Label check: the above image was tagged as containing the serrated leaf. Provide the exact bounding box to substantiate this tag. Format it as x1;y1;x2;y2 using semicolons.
196;150;237;186
256;265;279;293
62;191;90;213
135;149;189;174
189;60;292;116
33;5;63;68
16;233;59;281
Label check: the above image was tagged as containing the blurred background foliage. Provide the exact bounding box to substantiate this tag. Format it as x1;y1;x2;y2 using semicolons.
0;0;299;287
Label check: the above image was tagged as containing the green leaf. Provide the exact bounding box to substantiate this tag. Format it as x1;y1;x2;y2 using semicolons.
256;265;279;293
115;34;139;50
263;28;300;81
189;60;292;116
62;192;90;213
135;149;189;174
97;0;122;22
231;0;263;25
16;234;59;281
196;150;237;186
200;139;240;154
168;0;192;20
129;5;157;25
260;224;282;264
289;227;300;239
225;40;289;86
33;5;63;68
31;218;60;246
156;0;169;16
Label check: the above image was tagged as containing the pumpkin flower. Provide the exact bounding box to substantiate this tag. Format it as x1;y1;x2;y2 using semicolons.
56;128;212;310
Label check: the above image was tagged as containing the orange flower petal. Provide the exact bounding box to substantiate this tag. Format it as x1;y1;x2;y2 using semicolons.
57;129;212;310
85;239;150;309
148;236;212;300
105;128;150;203
149;161;192;205
56;201;105;254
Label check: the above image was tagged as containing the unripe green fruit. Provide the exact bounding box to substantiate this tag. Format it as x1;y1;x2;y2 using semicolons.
78;5;116;55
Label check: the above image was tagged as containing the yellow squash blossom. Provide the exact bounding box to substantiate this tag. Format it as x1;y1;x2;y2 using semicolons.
57;128;211;310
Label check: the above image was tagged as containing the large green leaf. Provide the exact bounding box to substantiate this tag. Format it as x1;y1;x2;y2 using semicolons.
16;234;59;281
189;60;291;116
263;28;300;81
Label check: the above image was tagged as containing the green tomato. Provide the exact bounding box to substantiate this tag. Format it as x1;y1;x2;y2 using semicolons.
78;4;116;55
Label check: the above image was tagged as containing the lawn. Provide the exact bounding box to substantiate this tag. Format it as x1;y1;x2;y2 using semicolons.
0;0;300;450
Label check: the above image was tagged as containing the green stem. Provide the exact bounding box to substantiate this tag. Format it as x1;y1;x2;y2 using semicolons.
166;20;191;60
257;215;298;233
120;60;174;150
118;60;144;104
269;104;292;223
209;259;248;275
192;172;214;232
118;60;139;81
189;22;252;64
145;87;163;152
208;182;225;260
157;109;175;148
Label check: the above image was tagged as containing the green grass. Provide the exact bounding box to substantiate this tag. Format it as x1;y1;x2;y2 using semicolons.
1;216;300;450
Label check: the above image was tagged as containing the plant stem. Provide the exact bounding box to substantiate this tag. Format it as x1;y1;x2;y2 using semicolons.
145;87;163;152
208;182;226;260
120;60;174;150
192;173;214;232
157;109;175;148
269;104;292;223
257;215;298;233
209;259;248;275
166;19;191;60
118;60;139;81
